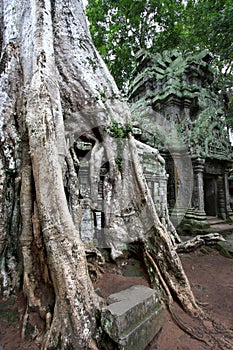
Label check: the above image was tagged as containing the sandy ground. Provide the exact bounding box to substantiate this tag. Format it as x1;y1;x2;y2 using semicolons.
0;247;232;350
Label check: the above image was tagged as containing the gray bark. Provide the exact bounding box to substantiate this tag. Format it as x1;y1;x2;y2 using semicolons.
1;0;101;348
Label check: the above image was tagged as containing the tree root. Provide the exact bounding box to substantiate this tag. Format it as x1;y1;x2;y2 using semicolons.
145;249;233;350
176;233;225;253
86;246;105;283
87;262;105;283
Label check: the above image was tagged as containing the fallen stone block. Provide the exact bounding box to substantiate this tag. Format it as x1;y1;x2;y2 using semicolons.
101;285;163;350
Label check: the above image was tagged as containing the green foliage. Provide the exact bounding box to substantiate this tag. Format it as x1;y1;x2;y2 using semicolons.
226;95;233;128
86;0;186;90
185;0;233;74
86;0;233;91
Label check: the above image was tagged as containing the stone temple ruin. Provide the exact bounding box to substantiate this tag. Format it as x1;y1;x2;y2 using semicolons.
76;136;177;249
128;49;233;232
75;49;233;250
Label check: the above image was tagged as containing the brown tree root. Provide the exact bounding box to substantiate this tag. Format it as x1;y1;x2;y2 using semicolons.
145;249;233;350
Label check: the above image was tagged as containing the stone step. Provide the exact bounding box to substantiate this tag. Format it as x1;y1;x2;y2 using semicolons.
206;216;225;225
101;285;163;350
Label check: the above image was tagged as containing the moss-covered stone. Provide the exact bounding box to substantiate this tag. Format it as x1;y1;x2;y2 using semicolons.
101;285;163;350
129;49;231;161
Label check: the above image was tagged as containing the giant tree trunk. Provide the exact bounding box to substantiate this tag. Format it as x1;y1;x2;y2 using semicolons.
0;1;231;349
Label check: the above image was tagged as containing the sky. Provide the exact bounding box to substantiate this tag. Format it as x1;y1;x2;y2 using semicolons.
82;0;88;8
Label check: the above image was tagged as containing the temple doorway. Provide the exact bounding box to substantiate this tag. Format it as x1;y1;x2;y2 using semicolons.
204;175;218;216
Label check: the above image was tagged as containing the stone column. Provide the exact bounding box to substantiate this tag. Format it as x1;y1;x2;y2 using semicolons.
191;158;207;221
193;158;205;211
217;175;226;219
170;149;193;227
224;169;233;218
181;158;209;233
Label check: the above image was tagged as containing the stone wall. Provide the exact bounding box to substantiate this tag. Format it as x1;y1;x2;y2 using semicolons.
129;49;233;229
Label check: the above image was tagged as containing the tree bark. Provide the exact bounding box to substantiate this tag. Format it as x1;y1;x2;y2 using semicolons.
1;0;101;348
0;1;232;349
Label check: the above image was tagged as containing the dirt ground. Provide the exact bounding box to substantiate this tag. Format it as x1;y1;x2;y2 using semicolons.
0;247;232;350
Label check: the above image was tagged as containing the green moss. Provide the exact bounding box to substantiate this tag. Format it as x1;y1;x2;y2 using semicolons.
176;218;210;235
215;244;233;259
115;157;122;171
199;246;216;254
199;244;233;259
106;120;132;139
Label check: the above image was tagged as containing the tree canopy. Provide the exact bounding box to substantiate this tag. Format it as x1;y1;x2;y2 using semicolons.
86;0;233;91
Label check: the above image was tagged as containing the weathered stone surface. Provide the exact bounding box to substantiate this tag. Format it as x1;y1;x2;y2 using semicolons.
101;285;163;350
129;49;233;227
